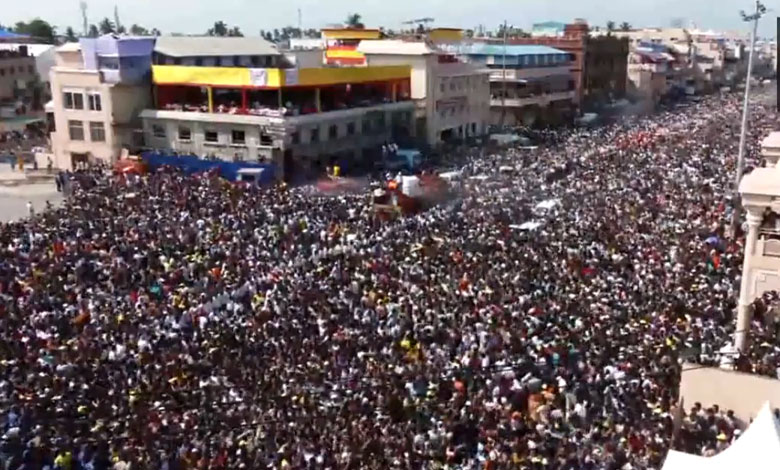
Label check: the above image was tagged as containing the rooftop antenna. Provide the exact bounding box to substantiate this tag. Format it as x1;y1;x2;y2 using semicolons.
80;1;88;36
298;7;302;36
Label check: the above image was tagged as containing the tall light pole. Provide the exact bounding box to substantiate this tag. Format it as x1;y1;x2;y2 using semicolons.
730;0;766;237
498;20;508;128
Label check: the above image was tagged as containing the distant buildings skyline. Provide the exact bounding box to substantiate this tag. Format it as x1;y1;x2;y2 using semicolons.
3;0;779;40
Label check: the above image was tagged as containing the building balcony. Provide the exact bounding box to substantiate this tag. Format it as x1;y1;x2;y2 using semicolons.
488;65;572;81
99;67;151;85
490;90;576;108
141;100;414;127
628;63;669;74
152;64;411;89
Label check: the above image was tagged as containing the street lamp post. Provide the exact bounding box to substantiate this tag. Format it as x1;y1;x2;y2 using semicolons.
730;0;766;237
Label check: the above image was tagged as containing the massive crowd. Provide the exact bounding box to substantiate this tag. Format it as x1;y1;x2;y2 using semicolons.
0;89;778;470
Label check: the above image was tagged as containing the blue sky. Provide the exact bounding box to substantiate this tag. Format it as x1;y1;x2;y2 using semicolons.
3;0;779;38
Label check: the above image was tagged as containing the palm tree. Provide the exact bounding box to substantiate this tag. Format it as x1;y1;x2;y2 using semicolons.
606;21;615;35
88;24;99;38
65;26;78;42
345;13;364;29
98;17;115;35
619;22;631;32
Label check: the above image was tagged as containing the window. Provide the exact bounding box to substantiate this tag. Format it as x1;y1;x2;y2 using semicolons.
9;67;14;76
64;91;84;110
347;122;355;136
18;66;24;73
195;57;203;66
450;81;456;91
291;131;300;145
329;125;338;139
87;93;102;111
204;130;218;143
440;79;446;93
0;68;4;77
231;130;246;145
27;65;34;74
152;124;166;138
89;122;105;142
260;132;273;146
362;119;372;134
68;120;84;141
178;127;191;141
310;127;319;143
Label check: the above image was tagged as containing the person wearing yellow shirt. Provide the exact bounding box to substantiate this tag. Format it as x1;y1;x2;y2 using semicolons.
54;450;73;470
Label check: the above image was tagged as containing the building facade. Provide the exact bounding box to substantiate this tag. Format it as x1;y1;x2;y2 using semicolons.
626;49;672;109
501;20;629;112
358;39;490;146
453;43;575;127
142;36;415;180
0;46;38;115
49;36;155;169
735;132;780;351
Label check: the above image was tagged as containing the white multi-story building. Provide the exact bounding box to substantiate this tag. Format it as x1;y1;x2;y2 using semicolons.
736;132;780;351
358;39;490;146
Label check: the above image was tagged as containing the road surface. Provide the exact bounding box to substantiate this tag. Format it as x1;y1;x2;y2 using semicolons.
0;183;64;223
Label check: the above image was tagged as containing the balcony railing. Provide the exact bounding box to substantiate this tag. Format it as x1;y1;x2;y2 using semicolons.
490;90;576;108
488;65;572;81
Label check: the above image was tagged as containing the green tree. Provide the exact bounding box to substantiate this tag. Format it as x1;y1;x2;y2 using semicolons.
116;24;126;34
14;18;56;43
88;24;99;37
620;22;631;32
129;24;149;36
98;17;115;34
151;28;161;36
207;21;228;36
64;26;78;42
345;13;364;29
227;26;243;37
606;20;615;35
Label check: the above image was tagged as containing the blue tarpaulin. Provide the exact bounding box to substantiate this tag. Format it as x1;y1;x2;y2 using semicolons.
141;152;276;184
0;28;28;39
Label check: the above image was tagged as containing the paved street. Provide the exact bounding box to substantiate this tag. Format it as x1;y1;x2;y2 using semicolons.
0;183;63;223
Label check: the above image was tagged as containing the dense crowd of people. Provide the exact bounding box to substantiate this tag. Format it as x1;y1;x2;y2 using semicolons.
0;89;779;470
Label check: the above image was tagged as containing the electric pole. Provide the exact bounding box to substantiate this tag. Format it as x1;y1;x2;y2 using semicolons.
730;0;766;238
80;1;88;37
114;5;121;33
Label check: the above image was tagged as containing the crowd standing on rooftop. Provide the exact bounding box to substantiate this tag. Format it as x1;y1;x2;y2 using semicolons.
0;89;778;470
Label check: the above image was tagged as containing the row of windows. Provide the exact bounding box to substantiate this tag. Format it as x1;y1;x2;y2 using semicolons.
68;120;105;142
490;53;572;68
154;116;389;147
440;75;488;94
63;91;102;111
0;65;34;77
154;54;280;68
438;103;488;119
